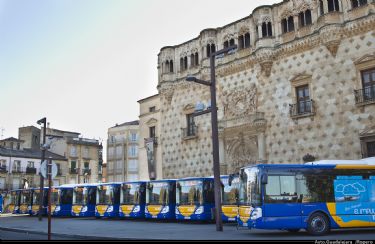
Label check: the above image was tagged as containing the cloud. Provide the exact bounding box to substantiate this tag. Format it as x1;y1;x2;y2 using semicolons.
336;183;366;196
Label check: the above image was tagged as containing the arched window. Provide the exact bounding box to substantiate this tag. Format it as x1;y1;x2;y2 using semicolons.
184;56;188;70
262;22;273;37
169;60;174;72
282;16;295;33
327;0;340;12
165;60;170;73
351;0;367;9
207;44;216;58
319;0;324;15
190;53;195;67
195;53;199;66
180;57;183;71
238;33;251;50
206;44;211;58
299;9;312;27
224;39;235;49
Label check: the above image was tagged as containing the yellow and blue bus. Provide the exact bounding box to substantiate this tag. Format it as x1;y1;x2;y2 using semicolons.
72;184;97;217
145;179;176;220
19;189;32;214
30;187;48;216
238;164;375;235
95;183;120;218
50;186;74;217
3;190;20;214
119;181;146;219
221;175;239;222
175;177;214;221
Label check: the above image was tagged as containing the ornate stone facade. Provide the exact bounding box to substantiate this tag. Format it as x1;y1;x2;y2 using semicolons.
157;0;375;179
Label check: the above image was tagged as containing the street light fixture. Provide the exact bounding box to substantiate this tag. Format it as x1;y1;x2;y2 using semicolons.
186;45;237;232
37;117;47;221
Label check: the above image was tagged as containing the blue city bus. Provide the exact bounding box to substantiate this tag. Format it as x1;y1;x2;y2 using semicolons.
95;183;120;218
119;181;146;219
238;164;375;235
145;179;176;220
51;185;74;217
72;184;97;217
30;187;48;216
3;190;20;214
175;177;214;221
0;193;3;213
19;189;32;214
221;175;240;222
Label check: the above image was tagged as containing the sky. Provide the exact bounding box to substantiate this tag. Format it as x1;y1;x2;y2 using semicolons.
0;0;278;159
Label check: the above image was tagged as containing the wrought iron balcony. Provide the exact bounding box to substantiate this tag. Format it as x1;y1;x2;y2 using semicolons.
182;125;198;139
144;137;158;146
0;166;7;173
82;168;91;175
354;85;375;105
70;168;79;174
26;167;37;174
12;168;23;174
289;99;315;118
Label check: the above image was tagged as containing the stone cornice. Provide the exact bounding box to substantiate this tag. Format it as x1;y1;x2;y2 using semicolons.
158;13;375;86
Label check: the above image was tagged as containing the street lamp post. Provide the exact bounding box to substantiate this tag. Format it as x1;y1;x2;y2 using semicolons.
37;117;47;221
186;45;237;232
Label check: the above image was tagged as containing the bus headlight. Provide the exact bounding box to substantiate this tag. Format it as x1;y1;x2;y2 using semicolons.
133;206;140;213
194;206;204;215
161;206;169;214
107;206;113;213
250;208;262;220
81;206;88;213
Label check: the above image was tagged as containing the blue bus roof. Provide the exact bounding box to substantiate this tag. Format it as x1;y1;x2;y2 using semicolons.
148;179;177;183
244;164;375;170
177;177;213;181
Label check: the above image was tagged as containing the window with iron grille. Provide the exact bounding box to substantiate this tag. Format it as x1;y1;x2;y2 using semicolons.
367;141;375;157
296;85;311;114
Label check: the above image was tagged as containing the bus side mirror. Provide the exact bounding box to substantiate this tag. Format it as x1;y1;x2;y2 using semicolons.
261;174;268;185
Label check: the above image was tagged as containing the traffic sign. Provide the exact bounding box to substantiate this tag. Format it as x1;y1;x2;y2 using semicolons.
40;160;58;179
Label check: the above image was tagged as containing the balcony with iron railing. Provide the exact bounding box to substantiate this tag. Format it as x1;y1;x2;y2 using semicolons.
26;167;37;174
0;165;7;173
11;167;23;174
289;99;315;119
354;85;375;106
182;125;198;140
70;168;79;174
82;168;91;176
144;137;158;146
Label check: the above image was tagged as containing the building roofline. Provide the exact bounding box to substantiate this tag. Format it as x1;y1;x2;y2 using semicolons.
137;94;159;103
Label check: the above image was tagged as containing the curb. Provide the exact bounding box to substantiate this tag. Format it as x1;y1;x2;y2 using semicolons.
0;227;154;240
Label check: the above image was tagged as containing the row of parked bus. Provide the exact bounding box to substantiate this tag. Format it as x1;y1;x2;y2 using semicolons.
3;160;375;235
2;175;240;222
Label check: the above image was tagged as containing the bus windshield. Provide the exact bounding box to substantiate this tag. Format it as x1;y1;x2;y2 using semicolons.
147;182;169;205
33;190;41;205
20;191;31;205
97;186;114;205
10;192;18;205
176;180;203;205
73;187;87;205
50;189;60;205
222;177;239;205
121;183;141;205
239;167;261;206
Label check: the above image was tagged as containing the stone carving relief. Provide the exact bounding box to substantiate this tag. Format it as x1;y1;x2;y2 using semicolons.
225;133;259;173
222;84;257;119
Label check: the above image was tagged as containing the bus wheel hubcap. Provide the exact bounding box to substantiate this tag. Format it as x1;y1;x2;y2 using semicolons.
311;217;325;232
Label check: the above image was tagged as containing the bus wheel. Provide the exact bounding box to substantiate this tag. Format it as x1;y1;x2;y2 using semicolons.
287;229;300;233
307;213;330;236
